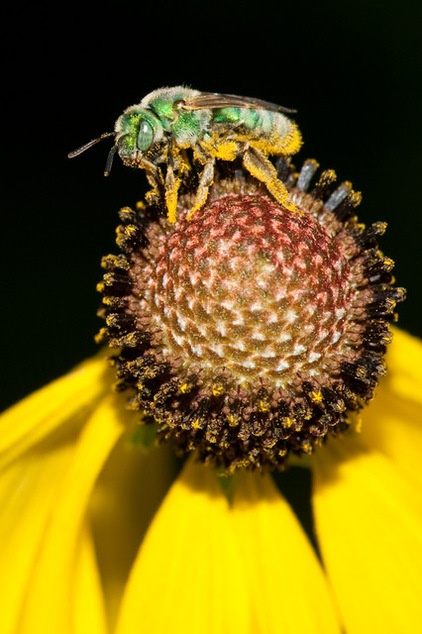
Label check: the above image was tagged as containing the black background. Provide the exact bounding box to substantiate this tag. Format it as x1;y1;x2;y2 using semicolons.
2;0;421;410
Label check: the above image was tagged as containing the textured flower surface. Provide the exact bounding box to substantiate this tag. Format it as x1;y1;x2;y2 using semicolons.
1;160;421;633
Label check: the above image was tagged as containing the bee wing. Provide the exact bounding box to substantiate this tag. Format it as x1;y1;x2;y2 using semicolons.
179;92;296;114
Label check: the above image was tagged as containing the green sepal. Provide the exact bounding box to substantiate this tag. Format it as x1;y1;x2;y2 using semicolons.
129;422;160;449
216;470;238;504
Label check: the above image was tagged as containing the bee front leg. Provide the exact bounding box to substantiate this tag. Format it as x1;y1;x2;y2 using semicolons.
186;157;215;221
138;158;165;208
242;147;301;214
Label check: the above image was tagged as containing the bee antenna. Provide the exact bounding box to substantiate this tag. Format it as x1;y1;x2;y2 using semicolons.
67;132;115;159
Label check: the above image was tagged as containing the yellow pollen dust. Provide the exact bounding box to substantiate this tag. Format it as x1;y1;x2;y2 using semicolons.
227;414;240;427
310;390;323;403
259;399;271;412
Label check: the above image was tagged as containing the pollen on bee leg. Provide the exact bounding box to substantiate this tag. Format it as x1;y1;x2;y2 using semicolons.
186;160;215;221
268;180;303;215
242;147;303;216
164;182;181;224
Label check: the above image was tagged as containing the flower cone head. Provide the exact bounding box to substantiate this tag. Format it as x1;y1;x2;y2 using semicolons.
98;159;405;471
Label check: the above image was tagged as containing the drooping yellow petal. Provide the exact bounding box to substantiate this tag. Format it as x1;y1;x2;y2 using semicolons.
89;438;180;630
0;352;111;467
382;327;422;406
358;327;422;488
73;522;109;634
16;394;126;634
313;433;422;634
0;433;75;634
116;456;250;634
116;456;341;634
232;470;341;634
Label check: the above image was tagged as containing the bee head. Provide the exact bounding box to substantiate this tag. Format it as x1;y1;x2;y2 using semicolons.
68;106;165;176
114;107;164;166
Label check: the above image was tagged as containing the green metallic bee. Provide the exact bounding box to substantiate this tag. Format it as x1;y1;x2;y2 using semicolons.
69;86;302;223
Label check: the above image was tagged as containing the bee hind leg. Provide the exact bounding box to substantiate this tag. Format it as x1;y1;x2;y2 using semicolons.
186;158;215;221
242;147;301;214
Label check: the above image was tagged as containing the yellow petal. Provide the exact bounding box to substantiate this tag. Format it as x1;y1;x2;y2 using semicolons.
73;522;109;634
116;456;249;634
313;433;422;634
232;470;340;633
0;434;75;634
17;394;125;634
0;352;111;467
89;438;179;630
383;327;422;406
116;457;340;634
358;327;422;488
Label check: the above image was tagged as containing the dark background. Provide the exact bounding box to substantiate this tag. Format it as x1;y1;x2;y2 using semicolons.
2;0;421;410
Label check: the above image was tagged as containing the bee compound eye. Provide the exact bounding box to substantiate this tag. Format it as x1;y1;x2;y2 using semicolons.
137;119;154;151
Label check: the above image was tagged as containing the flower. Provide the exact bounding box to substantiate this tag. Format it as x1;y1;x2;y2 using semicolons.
1;159;421;633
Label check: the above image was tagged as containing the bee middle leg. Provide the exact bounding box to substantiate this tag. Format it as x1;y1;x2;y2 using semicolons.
163;148;192;223
242;147;301;214
186;158;216;221
164;163;183;224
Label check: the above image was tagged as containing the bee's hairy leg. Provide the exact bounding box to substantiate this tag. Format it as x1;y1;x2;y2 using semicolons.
242;147;302;214
164;162;182;224
163;147;194;223
186;158;215;221
141;160;165;209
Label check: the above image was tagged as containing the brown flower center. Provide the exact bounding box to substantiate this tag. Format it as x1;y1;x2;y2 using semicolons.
98;162;405;471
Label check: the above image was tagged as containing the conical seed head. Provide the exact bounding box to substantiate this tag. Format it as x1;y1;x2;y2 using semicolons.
100;167;405;471
140;194;357;390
